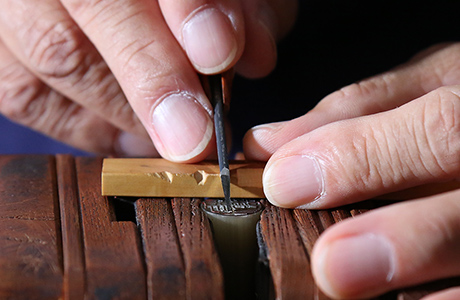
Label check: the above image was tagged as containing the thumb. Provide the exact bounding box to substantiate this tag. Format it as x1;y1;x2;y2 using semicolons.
262;86;460;209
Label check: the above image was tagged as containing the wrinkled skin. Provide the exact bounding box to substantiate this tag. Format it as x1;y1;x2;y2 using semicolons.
0;0;296;160
2;1;460;299
245;43;460;299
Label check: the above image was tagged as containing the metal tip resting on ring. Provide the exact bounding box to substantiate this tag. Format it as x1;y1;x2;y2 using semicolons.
201;198;264;216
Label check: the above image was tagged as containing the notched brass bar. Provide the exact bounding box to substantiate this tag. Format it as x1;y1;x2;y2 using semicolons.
101;158;265;198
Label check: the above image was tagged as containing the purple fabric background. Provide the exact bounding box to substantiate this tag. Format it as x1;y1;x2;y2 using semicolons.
0;115;90;155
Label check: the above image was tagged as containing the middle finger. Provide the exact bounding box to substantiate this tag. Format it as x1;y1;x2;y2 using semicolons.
60;0;215;162
0;0;147;139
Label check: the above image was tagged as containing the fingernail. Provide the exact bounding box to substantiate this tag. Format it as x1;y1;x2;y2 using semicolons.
314;234;396;298
250;122;284;143
182;7;237;73
263;155;323;208
115;132;159;157
151;93;213;161
252;122;285;133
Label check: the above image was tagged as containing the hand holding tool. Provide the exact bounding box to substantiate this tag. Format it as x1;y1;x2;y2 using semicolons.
208;72;232;208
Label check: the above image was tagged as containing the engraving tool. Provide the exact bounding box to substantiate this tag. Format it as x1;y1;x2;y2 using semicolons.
208;73;231;208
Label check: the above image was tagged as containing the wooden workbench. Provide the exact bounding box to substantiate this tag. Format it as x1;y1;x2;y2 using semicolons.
0;155;458;299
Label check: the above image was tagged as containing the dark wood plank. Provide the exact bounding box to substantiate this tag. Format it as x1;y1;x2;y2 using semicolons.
292;209;323;254
171;198;224;300
350;208;370;217
292;209;335;300
0;220;63;299
135;198;186;299
75;157;146;299
331;209;351;223
0;155;58;220
349;200;385;217
259;204;315;299
255;222;275;300
0;155;62;299
317;210;335;229
56;154;85;300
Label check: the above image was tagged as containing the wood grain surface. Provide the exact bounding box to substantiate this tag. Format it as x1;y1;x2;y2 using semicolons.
0;155;62;299
0;155;458;299
56;154;85;300
259;202;460;300
259;204;315;299
76;157;147;299
171;198;225;300
135;198;186;299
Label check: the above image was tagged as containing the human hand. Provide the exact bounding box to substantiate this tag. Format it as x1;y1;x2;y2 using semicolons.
244;43;460;298
0;0;296;160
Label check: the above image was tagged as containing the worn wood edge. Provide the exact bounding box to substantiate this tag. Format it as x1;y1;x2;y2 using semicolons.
171;198;225;299
0;155;63;299
255;222;276;300
259;204;315;298
75;157;147;299
101;158;265;198
292;209;323;255
56;154;85;300
135;198;186;299
293;208;344;300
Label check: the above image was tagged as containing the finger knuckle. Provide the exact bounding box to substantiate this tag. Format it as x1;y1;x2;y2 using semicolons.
416;43;460;89
350;126;394;190
345;132;377;190
324;74;395;115
63;0;106;14
25;20;86;80
0;63;44;124
422;86;460;175
0;86;47;126
316;124;390;196
121;47;184;103
341;78;382;99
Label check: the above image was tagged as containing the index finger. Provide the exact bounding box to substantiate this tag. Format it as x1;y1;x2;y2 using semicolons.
158;0;245;74
263;86;460;209
61;0;215;162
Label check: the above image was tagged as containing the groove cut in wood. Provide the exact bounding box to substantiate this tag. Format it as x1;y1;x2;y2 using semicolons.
102;158;265;198
135;198;186;299
259;204;315;298
171;198;225;299
56;155;85;300
76;157;147;299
